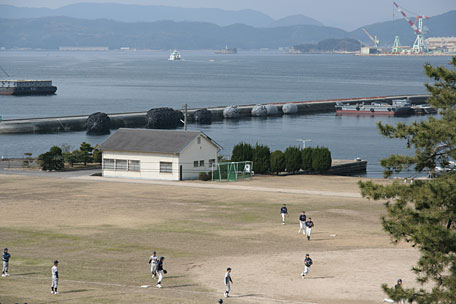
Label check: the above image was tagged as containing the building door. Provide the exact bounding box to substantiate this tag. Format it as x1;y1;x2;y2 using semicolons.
179;165;183;181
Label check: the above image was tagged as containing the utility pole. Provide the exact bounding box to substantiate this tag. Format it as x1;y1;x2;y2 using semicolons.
184;104;187;131
297;139;312;149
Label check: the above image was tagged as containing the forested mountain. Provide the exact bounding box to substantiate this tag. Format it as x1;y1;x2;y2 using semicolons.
0;8;454;50
0;3;322;28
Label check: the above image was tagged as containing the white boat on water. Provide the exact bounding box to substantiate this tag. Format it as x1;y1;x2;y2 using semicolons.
169;50;181;61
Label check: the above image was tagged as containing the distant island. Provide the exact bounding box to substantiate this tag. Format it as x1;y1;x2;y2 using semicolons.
291;38;361;54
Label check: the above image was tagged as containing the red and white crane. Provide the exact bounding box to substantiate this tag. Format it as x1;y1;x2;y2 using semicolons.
362;28;379;48
393;1;430;53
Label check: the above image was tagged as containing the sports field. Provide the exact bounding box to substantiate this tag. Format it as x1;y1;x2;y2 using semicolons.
0;174;419;304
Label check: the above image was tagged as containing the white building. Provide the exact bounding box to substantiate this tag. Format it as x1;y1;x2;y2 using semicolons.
100;128;221;181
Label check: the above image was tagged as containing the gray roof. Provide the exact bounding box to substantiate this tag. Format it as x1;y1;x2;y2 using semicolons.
100;128;220;154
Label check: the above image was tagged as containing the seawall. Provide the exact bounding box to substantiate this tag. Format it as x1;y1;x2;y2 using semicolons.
0;95;429;134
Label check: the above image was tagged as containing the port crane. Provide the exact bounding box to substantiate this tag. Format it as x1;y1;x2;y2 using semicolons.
362;28;379;48
393;1;430;54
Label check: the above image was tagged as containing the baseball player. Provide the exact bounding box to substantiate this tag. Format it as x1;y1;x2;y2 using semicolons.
384;279;405;303
298;211;307;234
148;251;159;279
280;204;288;224
2;248;11;277
305;217;314;240
156;256;167;288
51;260;59;294
224;267;233;298
301;253;313;278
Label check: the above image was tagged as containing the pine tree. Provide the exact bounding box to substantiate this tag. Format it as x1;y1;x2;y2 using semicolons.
359;57;456;303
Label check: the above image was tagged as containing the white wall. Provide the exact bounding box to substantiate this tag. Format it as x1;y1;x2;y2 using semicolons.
102;151;179;181
179;136;219;180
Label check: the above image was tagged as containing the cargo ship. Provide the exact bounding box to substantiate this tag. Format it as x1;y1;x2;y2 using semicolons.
215;46;238;54
335;99;413;116
0;80;57;95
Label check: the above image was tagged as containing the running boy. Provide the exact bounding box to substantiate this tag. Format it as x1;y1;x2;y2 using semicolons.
281;204;288;224
156;256;167;288
224;267;233;298
2;248;10;277
148;251;159;279
51;260;59;294
301;254;313;278
298;211;306;234
305;217;314;240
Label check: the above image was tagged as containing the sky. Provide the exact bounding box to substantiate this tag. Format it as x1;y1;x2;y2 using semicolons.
1;0;455;30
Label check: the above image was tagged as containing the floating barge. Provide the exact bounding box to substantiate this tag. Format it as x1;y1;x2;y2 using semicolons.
0;80;57;95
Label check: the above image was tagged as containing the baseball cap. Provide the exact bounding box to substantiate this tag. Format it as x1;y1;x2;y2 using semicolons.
227;267;231;271
153;251;156;254
218;299;224;304
54;260;59;264
4;248;8;250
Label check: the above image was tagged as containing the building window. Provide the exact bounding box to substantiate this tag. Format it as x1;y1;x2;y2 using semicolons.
197;137;201;144
194;161;198;167
103;158;115;170
128;160;140;172
116;159;127;171
160;162;173;173
209;159;216;167
199;160;205;167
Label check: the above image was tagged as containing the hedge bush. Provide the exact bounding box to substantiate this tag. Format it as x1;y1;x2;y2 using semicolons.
284;146;302;173
253;144;271;174
38;146;64;171
301;147;313;171
311;147;332;172
270;150;285;175
231;142;253;162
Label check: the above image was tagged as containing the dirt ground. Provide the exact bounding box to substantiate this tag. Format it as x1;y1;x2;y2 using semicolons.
0;174;419;304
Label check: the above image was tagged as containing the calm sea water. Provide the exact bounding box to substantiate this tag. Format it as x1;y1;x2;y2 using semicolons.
0;50;450;177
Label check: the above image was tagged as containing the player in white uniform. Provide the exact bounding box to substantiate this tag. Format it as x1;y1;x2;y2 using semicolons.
2;248;11;277
298;211;306;234
51;260;59;294
224;267;233;298
305;217;314;240
301;254;313;278
148;251;159;279
280;204;288;224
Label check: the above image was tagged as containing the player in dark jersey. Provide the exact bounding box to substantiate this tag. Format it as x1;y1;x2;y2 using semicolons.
281;204;288;224
298;211;306;234
305;217;314;240
301;253;313;278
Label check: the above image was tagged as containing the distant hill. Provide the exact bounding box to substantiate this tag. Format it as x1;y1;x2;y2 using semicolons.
0;17;346;50
352;10;456;47
269;15;323;27
0;3;322;28
293;38;361;53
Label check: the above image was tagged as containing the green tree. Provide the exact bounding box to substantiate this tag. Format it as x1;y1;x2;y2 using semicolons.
38;146;64;171
253;143;271;174
301;147;313;171
311;147;332;172
284;146;301;173
270;150;285;175
231;142;253;162
359;57;456;304
79;142;94;165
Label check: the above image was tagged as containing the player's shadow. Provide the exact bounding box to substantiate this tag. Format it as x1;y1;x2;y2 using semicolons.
306;276;334;279
11;272;40;276
60;289;89;294
232;294;262;298
166;284;196;288
165;275;185;279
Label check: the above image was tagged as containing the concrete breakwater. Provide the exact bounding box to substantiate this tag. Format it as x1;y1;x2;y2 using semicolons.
0;95;429;134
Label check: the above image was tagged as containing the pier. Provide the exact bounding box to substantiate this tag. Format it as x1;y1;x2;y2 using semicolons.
0;94;429;134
